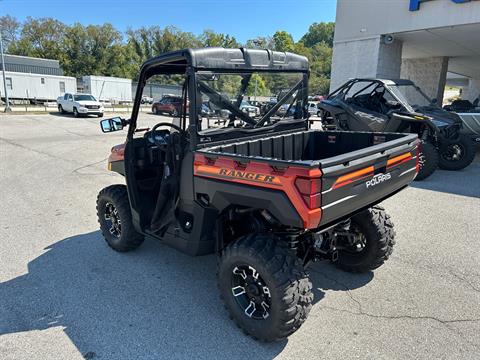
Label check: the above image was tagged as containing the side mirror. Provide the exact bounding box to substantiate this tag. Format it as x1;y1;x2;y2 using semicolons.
100;117;125;133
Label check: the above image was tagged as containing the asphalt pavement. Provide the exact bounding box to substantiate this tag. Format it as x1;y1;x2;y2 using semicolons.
1;113;479;360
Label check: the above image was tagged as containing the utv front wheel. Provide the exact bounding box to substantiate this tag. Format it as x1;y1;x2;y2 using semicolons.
438;135;476;171
97;185;144;252
415;140;438;181
335;206;395;273
218;234;313;342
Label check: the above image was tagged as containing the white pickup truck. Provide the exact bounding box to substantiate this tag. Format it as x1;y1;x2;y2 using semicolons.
57;93;104;117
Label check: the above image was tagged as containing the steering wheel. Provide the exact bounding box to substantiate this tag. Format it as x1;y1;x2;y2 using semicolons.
148;122;186;147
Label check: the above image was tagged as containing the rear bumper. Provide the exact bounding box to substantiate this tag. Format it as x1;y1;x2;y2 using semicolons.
319;148;418;226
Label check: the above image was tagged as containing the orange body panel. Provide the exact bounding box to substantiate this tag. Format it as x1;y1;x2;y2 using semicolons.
194;153;322;229
108;143;126;164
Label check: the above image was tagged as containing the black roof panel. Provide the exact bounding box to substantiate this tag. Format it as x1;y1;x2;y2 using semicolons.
141;47;309;76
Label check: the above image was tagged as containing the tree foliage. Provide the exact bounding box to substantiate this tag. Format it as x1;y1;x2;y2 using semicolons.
0;15;20;47
300;22;335;47
0;15;335;94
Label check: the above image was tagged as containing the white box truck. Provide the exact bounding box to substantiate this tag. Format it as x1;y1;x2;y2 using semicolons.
82;75;132;103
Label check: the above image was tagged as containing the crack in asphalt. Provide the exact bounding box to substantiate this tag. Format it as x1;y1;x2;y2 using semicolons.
310;267;480;350
0;137;70;162
393;257;480;293
309;268;364;312
447;270;480;293
319;305;480;325
71;158;109;174
1;137;112;177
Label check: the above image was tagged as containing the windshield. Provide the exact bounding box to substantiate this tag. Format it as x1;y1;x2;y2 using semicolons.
388;84;433;111
74;94;96;101
195;71;307;133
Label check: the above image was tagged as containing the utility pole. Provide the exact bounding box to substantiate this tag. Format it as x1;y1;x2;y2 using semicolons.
0;30;12;112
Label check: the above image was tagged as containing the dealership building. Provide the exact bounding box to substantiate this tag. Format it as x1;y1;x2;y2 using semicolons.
330;0;480;103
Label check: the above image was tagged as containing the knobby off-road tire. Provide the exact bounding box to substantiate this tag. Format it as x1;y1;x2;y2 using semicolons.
97;185;144;252
438;134;476;171
415;140;438;181
218;234;313;342
335;206;395;273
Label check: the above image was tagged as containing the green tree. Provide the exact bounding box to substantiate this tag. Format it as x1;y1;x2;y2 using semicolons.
9;17;67;63
300;22;335;47
245;36;273;49
200;30;239;48
62;23;132;78
0;15;21;50
272;30;295;52
246;73;269;97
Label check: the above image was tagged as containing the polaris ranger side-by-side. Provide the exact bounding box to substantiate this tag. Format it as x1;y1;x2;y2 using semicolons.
97;48;419;341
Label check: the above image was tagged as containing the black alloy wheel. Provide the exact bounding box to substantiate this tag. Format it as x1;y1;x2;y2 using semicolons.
231;265;272;320
334;206;395;273
438;135;476;171
104;202;122;238
97;185;144;252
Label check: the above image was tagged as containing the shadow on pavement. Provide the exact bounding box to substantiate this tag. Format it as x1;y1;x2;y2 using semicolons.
0;230;375;359
411;147;480;198
308;262;374;303
48;111;102;119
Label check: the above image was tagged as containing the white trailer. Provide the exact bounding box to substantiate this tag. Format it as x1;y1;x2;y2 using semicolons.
82;75;132;103
1;71;76;103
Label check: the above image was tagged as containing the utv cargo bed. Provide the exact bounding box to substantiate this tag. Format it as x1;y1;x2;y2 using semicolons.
194;130;419;229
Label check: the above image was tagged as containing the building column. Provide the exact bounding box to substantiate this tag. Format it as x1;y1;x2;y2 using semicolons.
463;79;480;102
400;57;449;104
330;36;403;92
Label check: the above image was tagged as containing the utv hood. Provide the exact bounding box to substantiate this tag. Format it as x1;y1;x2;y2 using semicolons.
416;106;462;128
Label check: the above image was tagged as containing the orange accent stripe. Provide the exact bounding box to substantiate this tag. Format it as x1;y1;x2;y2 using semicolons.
333;166;374;189
387;152;412;167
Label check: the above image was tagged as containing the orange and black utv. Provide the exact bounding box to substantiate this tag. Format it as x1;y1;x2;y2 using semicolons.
97;48;418;341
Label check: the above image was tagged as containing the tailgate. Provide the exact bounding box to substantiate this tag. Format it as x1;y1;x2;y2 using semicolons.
319;133;419;226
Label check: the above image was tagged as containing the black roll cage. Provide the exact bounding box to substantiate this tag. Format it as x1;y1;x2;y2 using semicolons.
126;48;310;147
328;78;436;114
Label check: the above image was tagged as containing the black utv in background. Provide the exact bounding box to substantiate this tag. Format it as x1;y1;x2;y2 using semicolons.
318;79;476;180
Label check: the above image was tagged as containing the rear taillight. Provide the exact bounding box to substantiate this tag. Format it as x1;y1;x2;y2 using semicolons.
295;177;322;209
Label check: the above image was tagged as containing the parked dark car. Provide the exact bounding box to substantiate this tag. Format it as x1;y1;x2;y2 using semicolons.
152;96;185;116
318;78;476;180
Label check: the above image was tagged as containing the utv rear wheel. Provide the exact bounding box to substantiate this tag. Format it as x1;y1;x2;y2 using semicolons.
335;206;395;273
97;185;144;252
218;234;313;342
415;140;438;181
438;135;475;171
